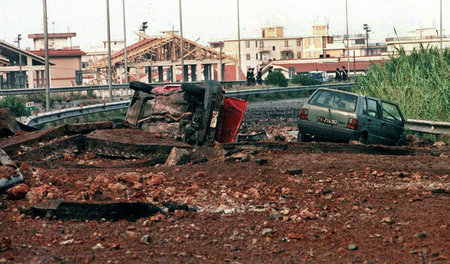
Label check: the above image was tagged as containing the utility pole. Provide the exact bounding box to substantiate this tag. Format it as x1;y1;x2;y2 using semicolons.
363;24;371;56
14;34;22;88
43;0;50;111
236;0;241;81
345;0;350;78
106;0;113;102
122;0;128;83
179;0;185;82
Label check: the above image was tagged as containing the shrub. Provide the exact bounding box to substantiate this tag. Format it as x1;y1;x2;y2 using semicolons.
355;46;449;121
264;71;288;87
291;74;321;85
0;96;28;117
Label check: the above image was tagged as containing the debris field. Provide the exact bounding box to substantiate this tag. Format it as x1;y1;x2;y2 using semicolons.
0;119;449;263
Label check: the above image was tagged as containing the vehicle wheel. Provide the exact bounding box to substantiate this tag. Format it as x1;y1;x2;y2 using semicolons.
358;132;368;144
297;131;308;142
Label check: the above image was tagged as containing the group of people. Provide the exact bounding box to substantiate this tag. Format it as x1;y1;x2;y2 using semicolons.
334;66;348;82
247;68;263;86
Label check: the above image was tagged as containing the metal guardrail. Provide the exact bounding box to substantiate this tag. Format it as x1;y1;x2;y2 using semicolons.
227;83;354;96
25;101;129;127
405;119;450;136
0;81;248;96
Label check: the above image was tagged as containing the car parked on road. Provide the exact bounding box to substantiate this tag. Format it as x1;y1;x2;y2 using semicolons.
297;88;406;145
307;71;329;83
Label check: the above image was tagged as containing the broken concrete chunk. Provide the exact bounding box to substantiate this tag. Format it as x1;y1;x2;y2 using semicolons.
6;183;29;200
165;147;190;166
68;121;113;134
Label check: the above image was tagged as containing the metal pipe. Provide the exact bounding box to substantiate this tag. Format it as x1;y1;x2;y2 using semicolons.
122;0;128;83
106;0;113;102
237;0;241;81
345;0;350;77
43;0;50;112
179;0;185;82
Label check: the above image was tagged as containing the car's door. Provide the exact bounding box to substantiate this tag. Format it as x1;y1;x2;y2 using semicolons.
361;97;385;144
379;100;405;144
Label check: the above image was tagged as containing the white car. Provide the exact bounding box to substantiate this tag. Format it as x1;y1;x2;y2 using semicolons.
307;71;329;83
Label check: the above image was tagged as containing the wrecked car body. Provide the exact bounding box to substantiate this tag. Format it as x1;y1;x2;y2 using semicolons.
125;80;247;145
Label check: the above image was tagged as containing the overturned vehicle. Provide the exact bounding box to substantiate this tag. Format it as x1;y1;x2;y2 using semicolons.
125;80;247;145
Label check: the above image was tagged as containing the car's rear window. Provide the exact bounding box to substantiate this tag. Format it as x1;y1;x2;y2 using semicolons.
309;90;357;112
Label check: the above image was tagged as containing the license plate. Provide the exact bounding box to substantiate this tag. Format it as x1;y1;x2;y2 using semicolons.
317;116;338;125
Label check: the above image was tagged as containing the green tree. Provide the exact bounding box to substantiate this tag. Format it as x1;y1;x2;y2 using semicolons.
264;71;288;87
0;96;28;117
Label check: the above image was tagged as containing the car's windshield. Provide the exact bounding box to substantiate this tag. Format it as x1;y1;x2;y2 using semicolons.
309;90;357;112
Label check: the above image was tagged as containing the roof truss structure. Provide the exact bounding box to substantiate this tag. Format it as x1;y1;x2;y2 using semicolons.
94;32;237;69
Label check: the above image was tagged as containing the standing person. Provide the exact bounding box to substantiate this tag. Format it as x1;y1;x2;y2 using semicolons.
335;68;341;82
268;66;273;74
246;68;251;86
250;68;256;86
341;66;348;81
256;68;263;85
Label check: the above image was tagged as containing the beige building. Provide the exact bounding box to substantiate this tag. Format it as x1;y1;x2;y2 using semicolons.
385;27;449;54
213;25;386;74
28;33;86;87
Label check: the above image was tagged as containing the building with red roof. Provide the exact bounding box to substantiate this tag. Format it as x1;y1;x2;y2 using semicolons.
28;33;86;87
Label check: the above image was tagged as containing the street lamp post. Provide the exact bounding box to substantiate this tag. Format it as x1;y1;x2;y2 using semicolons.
106;0;113;102
14;34;22;88
236;0;241;81
122;0;128;83
345;0;350;77
363;24;371;56
440;0;443;60
179;0;185;82
43;0;50;111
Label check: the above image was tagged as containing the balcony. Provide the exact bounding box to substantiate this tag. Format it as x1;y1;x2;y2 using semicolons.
257;46;271;53
386;35;449;42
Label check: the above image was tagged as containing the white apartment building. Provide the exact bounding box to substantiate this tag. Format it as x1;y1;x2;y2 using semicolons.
385;27;449;54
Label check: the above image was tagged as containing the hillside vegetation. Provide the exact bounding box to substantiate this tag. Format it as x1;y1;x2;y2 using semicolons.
355;47;449;121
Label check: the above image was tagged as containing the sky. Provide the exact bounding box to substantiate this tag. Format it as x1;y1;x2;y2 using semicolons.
0;0;448;50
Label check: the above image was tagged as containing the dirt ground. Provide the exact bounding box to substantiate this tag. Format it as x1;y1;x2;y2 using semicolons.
0;100;449;263
0;134;448;263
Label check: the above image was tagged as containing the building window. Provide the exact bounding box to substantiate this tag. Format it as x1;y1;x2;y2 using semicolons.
296;39;301;46
355;39;365;45
272;46;275;51
297;52;301;58
255;53;258;60
246;53;250;60
245;41;250;48
255;41;258;47
259;41;264;48
284;40;289;47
